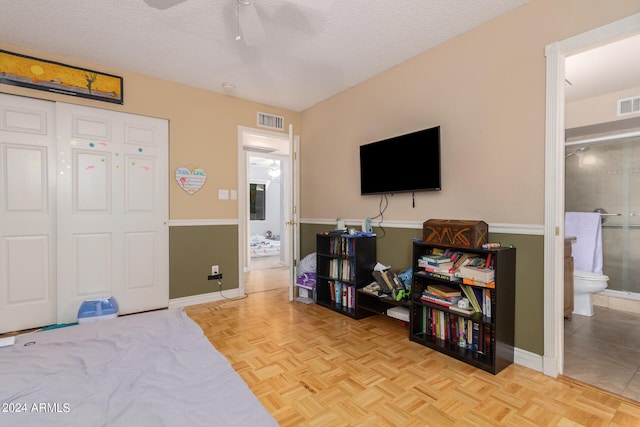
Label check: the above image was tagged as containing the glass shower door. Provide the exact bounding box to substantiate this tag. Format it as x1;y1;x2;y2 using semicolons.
625;136;640;294
565;135;640;294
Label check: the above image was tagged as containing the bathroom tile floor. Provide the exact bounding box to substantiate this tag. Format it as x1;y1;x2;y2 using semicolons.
564;305;640;402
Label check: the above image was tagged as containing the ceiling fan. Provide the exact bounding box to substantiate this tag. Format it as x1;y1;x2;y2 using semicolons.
143;0;335;46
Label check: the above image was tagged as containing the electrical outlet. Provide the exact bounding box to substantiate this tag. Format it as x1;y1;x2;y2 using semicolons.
211;265;219;275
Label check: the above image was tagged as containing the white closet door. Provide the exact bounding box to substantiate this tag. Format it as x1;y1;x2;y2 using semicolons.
56;103;168;323
0;94;57;333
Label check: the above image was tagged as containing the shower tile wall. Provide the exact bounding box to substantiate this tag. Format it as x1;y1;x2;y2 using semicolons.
565;137;640;294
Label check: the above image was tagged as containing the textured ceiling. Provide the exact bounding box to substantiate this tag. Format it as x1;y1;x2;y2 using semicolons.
0;0;532;111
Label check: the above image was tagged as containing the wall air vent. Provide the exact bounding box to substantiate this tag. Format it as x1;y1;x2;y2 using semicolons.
257;112;284;131
617;96;640;117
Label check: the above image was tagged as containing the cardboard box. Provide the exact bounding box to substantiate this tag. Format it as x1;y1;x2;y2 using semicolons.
423;219;488;249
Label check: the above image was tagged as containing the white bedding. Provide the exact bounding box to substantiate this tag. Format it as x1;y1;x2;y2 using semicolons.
250;235;280;258
0;309;278;427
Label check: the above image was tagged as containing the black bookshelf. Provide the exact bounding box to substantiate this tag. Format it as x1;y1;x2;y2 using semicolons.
315;232;376;319
409;241;516;374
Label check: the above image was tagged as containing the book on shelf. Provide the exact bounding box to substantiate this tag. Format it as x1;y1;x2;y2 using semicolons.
484;324;492;356
485;252;493;268
372;270;392;293
422;306;428;334
472;322;481;352
331;281;356;309
426;284;461;298
342;284;348;307
462;277;495;289
458;316;467;348
438;310;445;340
460;285;482;313
421;306;489;349
424;270;462;283
372;269;405;293
420;254;451;265
391;272;406;290
472;287;484;312
457;265;495;283
448;303;476;316
484;289;492;318
452;252;480;269
420;291;461;307
381;271;397;291
459;284;494;317
467;319;473;350
448;313;457;345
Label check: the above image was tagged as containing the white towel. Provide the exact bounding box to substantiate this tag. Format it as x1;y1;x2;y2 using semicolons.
565;212;603;274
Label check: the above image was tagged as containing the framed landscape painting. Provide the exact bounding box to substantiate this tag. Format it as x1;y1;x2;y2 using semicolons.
0;50;123;104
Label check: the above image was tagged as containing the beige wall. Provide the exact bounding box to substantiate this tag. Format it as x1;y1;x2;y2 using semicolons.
0;41;302;221
298;0;640;357
567;85;640;129
299;0;640;225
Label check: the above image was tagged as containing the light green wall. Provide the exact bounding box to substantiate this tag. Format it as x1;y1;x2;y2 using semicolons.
301;223;544;355
169;225;239;299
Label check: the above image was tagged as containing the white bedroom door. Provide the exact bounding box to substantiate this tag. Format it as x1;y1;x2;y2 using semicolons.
287;126;300;301
56;103;168;323
0;94;57;333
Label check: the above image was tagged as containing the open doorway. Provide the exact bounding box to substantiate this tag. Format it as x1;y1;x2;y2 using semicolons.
544;14;640;386
248;155;285;270
237;126;294;295
562;33;640;400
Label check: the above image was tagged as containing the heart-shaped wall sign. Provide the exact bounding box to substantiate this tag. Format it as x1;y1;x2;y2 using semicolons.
175;167;207;195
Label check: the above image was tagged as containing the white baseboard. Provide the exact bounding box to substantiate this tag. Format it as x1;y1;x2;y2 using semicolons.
169;288;243;309
515;347;544;373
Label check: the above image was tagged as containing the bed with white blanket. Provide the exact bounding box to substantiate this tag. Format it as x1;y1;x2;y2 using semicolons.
0;309;277;427
250;234;281;258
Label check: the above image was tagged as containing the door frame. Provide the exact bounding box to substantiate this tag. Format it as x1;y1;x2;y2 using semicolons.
237;125;297;295
544;13;640;378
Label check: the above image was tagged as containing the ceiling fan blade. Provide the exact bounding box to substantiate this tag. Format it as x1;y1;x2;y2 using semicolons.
143;0;189;10
238;2;266;46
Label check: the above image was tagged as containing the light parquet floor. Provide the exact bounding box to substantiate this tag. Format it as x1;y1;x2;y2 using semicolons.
186;288;640;426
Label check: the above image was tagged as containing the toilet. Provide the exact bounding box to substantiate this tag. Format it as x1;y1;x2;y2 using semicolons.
565;211;609;317
573;269;608;316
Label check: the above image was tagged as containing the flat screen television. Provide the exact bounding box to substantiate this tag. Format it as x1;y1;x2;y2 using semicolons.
359;126;441;195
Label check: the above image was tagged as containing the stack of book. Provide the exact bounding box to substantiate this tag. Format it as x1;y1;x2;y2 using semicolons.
417;249;485;283
457;265;495;288
420;284;462;307
418;254;454;271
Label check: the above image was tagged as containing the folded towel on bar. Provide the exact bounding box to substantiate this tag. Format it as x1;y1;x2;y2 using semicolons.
565;211;603;274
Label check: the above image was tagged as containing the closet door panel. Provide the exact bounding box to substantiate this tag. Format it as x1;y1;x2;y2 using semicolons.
5;145;47;211
57;103;168;323
124;231;156;289
6;236;49;303
0;94;56;333
74;150;111;212
74;233;112;296
125;155;155;212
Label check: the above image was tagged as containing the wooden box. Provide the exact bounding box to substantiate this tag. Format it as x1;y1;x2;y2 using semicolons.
422;219;488;249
